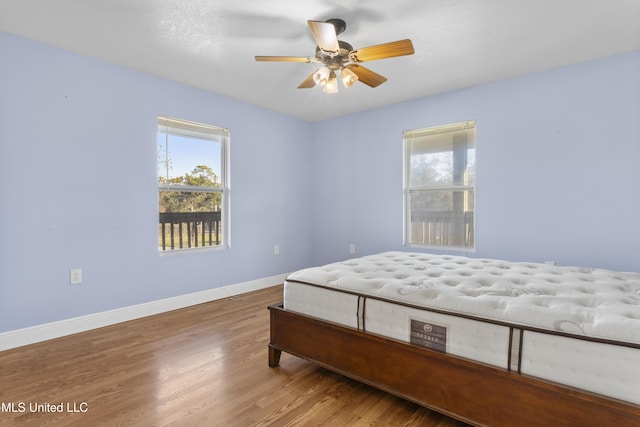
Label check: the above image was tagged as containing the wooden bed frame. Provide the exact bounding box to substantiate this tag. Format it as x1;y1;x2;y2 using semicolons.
268;303;640;427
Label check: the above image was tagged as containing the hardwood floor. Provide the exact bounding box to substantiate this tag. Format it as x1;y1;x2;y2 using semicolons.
0;286;470;426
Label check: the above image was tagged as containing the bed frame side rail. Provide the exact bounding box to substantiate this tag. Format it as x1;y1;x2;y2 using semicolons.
268;303;640;427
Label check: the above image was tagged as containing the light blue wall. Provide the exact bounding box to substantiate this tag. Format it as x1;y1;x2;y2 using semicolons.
310;50;640;271
0;32;314;332
2;31;638;334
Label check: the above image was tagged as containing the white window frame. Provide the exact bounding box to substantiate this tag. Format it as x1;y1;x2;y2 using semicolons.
157;115;230;252
403;120;476;251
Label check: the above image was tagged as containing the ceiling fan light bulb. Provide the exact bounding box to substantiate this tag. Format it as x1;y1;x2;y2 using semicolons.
313;66;330;86
323;71;338;94
341;68;359;88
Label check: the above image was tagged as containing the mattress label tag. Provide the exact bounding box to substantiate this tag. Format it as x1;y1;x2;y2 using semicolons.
410;319;447;352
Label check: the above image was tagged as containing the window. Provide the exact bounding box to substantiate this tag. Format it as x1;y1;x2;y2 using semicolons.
157;116;229;251
404;121;476;250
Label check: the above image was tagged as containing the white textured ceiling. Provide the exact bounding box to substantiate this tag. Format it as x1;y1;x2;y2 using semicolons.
1;0;639;121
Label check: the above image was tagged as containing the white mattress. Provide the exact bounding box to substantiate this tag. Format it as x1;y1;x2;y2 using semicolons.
284;251;640;404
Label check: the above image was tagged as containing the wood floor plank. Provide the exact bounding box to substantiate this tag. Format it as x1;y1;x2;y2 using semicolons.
0;286;469;426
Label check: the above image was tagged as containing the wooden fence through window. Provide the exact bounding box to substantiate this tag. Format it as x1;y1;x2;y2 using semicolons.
159;211;221;250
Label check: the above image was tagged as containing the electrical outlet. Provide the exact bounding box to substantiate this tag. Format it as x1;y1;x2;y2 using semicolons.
70;269;82;285
349;244;356;254
274;245;280;255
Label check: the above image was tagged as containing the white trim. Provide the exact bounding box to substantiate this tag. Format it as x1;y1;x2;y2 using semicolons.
0;273;288;352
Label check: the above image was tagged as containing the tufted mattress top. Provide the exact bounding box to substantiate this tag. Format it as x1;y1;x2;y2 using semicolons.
286;252;640;344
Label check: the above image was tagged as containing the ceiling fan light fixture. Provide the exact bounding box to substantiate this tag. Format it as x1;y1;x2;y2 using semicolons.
340;67;359;88
323;71;338;94
313;66;330;86
256;18;414;93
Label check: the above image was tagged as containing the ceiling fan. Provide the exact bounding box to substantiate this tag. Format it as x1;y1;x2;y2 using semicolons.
255;19;415;93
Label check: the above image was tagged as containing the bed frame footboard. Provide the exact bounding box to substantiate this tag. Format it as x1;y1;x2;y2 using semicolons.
268;303;640;427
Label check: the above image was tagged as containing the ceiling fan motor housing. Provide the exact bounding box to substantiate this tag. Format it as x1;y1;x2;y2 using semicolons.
315;40;354;69
325;18;346;35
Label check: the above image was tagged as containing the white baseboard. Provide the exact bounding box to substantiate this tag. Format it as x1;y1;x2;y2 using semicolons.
0;273;288;352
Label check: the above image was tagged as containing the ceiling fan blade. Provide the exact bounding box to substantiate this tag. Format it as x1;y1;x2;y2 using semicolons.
297;73;317;89
350;39;415;62
255;56;311;62
307;20;340;54
344;64;387;87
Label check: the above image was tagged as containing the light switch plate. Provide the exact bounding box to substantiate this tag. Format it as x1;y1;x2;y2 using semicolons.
70;269;82;285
